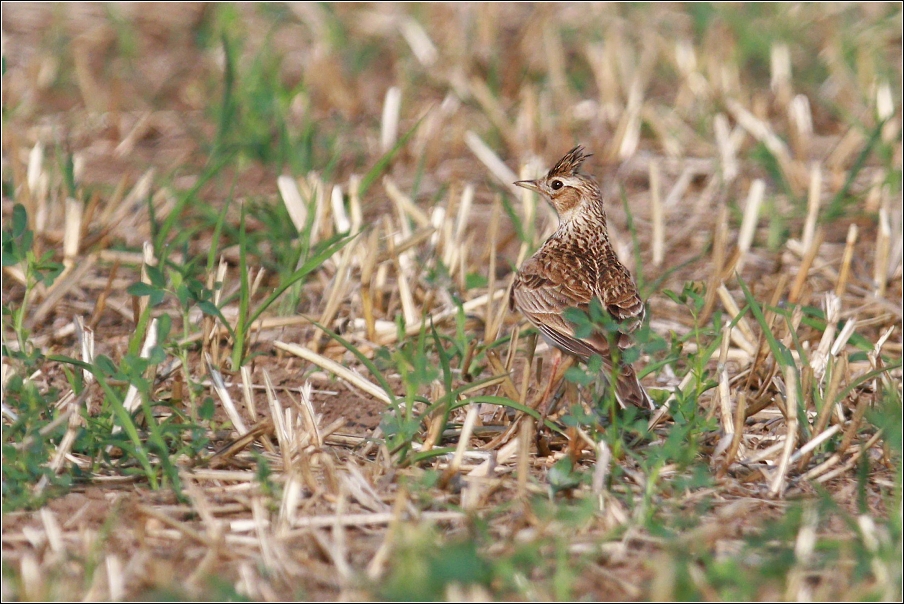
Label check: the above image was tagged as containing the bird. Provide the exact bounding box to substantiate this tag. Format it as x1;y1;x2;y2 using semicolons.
510;146;655;411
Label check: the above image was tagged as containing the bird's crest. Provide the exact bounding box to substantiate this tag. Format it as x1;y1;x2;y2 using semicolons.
548;146;592;178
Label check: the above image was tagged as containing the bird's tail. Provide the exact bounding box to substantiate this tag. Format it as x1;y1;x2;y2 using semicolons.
613;364;655;411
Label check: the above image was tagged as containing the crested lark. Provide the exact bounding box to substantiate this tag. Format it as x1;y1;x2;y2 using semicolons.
511;146;654;410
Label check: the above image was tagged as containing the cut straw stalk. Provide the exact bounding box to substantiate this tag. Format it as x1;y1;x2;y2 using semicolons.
835;223;859;297
311;241;355;353
380;86;402;152
446;184;474;271
701;204;728;322
830;318;857;358
39;509;64;557
330;185;351;234
26;141;44;206
205;354;248;434
611;77;644;160
641;106;684;159
516;418;533;500
106;169;155;232
348;175;363;233
115;111;153;156
46;396;81;475
714;113;738;183
801;163;822;251
469;435;521;479
790;424;841;465
121;318;159;415
591;435;612;512
804;431;884;484
240;365;257;422
277;175;309;238
287;510;464;531
649;160;664;266
63;197;82;268
136;241;156;322
770;43;792;104
75;316;95;384
717;325;734;435
717;392;747;477
106;555;124;602
785;504;818;601
873;204;891;296
788;94;813;160
35;390;86;494
262;370;292;470
384;177;431;230
483;195;502;345
663;165;697;209
678;342;754;365
647;369;697;430
366;487;409;581
278;471;303;532
736;438;785;466
28;253;97;329
716;284;758;356
359;229;380;342
274;341;392;404
20;555;42;601
352;289;507;346
727;100;801;194
399;16;438;66
446;404;479;478
769;366;799;497
464;130;520;197
181;314;314;347
788;227;823;304
809;293;840;379
296;381;322;449
735;179;765;274
387;235;419;330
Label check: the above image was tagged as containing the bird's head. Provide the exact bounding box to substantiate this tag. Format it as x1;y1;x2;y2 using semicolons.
514;146;600;222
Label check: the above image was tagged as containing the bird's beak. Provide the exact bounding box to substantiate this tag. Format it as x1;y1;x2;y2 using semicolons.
514;179;540;193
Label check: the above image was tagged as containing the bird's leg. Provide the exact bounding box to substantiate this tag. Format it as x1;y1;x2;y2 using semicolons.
534;352;576;456
533;349;560;412
544;376;576;420
535;351;576;418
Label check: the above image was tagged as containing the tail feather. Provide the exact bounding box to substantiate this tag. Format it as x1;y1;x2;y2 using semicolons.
613;364;655;411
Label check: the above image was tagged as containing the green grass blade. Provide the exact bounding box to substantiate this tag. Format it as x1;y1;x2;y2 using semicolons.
358;113;426;198
206;199;231;274
153;152;236;256
247;230;356;327
232;206;250;369
737;274;793;366
47;355;158;489
431;323;454;394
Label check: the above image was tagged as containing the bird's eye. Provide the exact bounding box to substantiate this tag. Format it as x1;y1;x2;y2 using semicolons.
551;180;564;190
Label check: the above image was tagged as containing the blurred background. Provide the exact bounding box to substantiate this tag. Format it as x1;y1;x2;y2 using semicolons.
3;3;899;213
3;2;900;358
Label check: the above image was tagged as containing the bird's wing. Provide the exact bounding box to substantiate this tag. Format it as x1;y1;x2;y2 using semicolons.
597;260;645;340
511;255;607;359
511;259;655;410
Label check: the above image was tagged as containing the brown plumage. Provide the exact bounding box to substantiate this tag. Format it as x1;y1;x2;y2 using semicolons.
510;146;654;410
